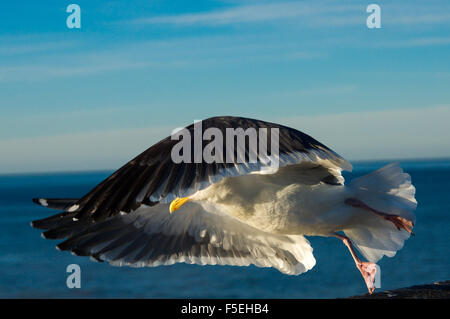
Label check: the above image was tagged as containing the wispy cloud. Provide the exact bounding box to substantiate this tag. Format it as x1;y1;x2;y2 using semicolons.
0;61;151;83
292;85;357;96
0;35;323;82
2;1;449;83
307;4;450;28
374;36;450;48
251;84;358;102
128;1;450;28
391;11;450;26
129;1;358;26
0;41;78;56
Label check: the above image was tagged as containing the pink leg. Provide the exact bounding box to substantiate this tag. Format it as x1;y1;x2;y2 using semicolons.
345;198;414;235
335;233;377;294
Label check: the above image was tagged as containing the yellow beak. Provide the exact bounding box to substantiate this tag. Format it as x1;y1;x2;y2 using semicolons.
169;197;190;214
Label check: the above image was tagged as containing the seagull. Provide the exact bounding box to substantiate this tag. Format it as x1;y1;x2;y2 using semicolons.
31;116;417;294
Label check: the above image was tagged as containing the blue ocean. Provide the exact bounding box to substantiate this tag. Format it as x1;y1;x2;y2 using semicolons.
0;160;449;298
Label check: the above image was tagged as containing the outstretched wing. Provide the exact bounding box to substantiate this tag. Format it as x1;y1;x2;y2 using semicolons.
51;116;350;223
34;201;316;275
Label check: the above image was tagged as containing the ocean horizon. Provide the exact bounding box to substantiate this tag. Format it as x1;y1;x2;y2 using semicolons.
0;158;449;298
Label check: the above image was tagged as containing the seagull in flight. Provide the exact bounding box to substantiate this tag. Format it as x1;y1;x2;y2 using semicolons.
31;116;416;294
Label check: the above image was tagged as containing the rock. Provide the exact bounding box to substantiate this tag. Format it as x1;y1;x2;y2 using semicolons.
349;281;450;299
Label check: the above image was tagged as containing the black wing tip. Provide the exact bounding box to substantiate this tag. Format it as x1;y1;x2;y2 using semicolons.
30;215;57;230
56;246;105;263
31;220;55;232
30;217;53;230
30;219;45;230
90;255;105;263
32;197;53;208
32;198;80;210
32;198;43;206
41;229;60;240
71;249;86;256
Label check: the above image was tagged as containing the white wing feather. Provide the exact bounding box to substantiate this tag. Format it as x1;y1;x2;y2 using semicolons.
74;202;316;275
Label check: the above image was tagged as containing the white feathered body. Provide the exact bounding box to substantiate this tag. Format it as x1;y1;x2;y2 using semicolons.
192;162;417;263
192;173;353;236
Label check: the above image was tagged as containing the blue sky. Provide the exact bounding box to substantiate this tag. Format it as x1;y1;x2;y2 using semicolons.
1;0;450;173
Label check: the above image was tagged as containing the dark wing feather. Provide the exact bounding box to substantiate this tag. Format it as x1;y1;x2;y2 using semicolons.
33;116;351;224
32;198;79;211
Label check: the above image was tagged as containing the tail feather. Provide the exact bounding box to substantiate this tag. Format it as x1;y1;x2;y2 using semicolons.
345;162;417;262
